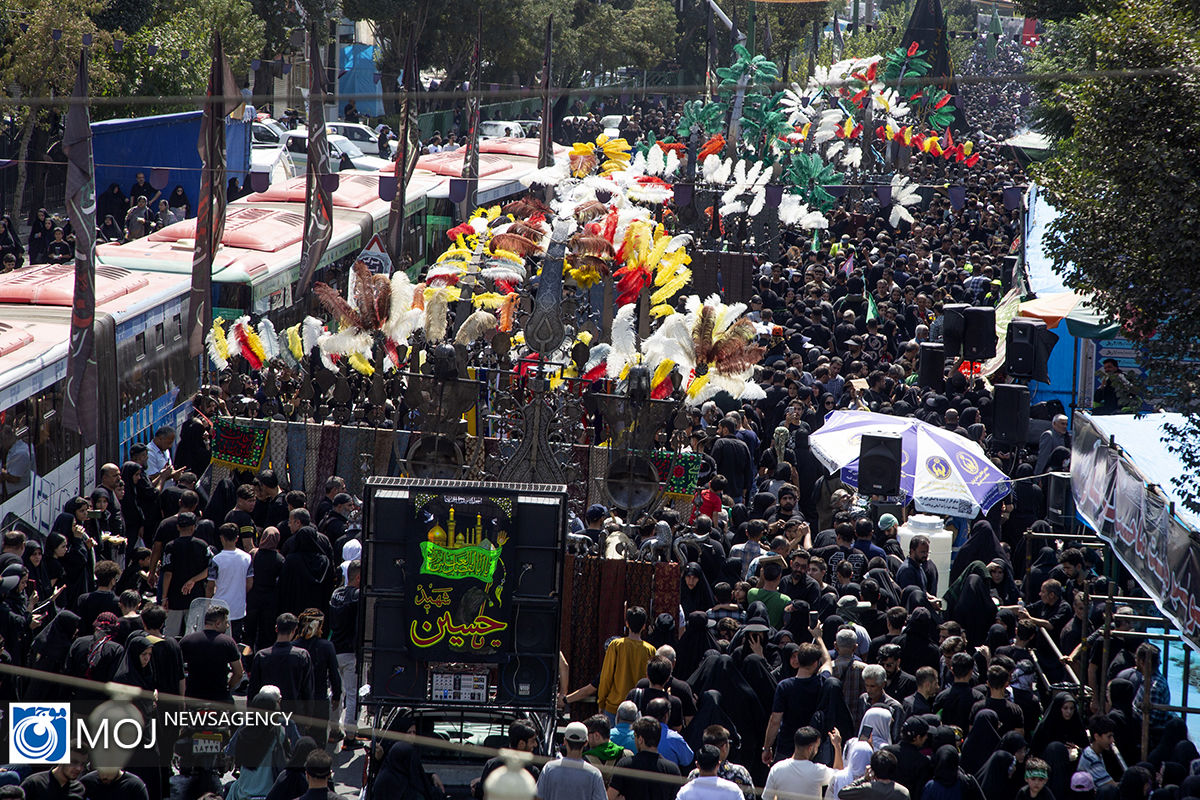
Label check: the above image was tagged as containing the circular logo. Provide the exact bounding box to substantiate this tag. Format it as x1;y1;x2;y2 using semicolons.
11;706;67;762
955;452;980;476
925;456;952;480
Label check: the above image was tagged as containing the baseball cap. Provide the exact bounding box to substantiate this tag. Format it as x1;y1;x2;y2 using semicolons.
586;504;608;522
564;722;589;744
1070;773;1095;792
877;513;899;531
902;717;930;737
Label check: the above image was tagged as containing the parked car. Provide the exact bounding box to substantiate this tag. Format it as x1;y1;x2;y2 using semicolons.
281;130;391;172
479;120;525;139
251;119;288;147
327;121;388;155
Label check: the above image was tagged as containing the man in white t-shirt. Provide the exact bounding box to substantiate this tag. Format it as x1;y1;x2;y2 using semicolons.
0;425;33;500
208;523;253;641
678;745;745;800
763;726;842;800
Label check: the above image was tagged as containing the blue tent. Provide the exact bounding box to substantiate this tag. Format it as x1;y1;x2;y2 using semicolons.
340;44;383;118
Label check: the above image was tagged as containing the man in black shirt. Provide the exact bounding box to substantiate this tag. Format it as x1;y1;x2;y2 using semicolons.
1019;579;1073;640
969;665;1026;734
179;604;242;704
314;476;346;528
933;652;984;731
329;560;361;745
318;493;353;549
903;666;941;718
764;642;835;762
879;644;918;703
710;418;754;504
248;612;314;717
160;512;212;637
627;655;685;729
609;717;681;800
75;560;121;635
252;470;289;531
225;484;259;550
149;491;208;581
79;767;150;800
20;747;88;800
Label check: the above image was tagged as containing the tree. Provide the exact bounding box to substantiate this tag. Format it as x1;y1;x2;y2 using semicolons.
96;0;265;117
0;0;114;216
1033;0;1200;508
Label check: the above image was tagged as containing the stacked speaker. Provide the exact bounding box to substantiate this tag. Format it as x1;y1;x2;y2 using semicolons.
360;478;567;710
941;304;998;362
1005;318;1058;384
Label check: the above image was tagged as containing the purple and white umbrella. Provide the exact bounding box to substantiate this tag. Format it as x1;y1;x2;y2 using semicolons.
810;410;1011;517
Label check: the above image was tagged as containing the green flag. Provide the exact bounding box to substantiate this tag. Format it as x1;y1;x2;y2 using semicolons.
987;8;1002;60
867;291;879;321
811;229;820;253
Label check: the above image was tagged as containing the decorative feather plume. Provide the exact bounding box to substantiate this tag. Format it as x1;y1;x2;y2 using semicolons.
319;328;373;359
302;316;324;357
425;288;450;343
650;268;691;305
503;196;551;220
692;305;717;364
206;317;229;371
573;200;609;223
647;145;666;176
257;318;279;361
395;308;425;345
313;282;361;329
490;232;541;257
663;149;680;177
582;343;610;377
569;234;616;260
606;304;639;379
701;154;723;182
353;261;383;329
454;310;498;345
642;313;696;373
505;220;546;241
497;293;519;332
286;324;303;363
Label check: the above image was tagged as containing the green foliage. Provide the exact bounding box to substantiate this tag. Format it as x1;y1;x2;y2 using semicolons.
1035;0;1200;503
1026;18;1098;139
676;100;727;138
834;0;971;70
716;44;779;90
1;0;116;100
96;0;265;117
783;151;843;210
92;0;158;35
737;90;791;162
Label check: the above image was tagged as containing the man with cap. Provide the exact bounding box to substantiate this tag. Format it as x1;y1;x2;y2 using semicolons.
876;513;900;551
892;716;932;799
677;744;744;800
317;492;354;545
584;504;609;544
160;511;213;637
536;721;605;800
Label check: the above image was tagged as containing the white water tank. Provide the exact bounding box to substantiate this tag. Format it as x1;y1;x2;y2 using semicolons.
897;513;954;597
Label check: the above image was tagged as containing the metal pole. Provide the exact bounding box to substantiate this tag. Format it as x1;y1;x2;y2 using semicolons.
1141;655;1152;759
1184;647;1192;726
1101;552;1114;712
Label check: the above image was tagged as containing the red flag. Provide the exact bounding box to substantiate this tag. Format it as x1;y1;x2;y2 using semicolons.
1022;17;1041;47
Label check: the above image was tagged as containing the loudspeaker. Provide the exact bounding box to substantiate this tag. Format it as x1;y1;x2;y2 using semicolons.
858;433;902;496
919;342;945;390
991;384;1030;447
495;656;556;706
1046;471;1074;529
942;304;969;357
364;646;428;700
962;306;997;361
511;602;560;654
1005;318;1057;383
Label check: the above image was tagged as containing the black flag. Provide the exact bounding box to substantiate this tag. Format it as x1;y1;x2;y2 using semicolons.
62;49;97;446
295;23;335;297
187;33;239;358
385;34;419;270
460;15;482;213
537;17;554;169
902;0;969;130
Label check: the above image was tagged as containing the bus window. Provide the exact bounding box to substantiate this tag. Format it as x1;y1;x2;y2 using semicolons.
214;283;252;316
29;381;79;479
155;323;165;350
135;332;146;360
0;399;36;498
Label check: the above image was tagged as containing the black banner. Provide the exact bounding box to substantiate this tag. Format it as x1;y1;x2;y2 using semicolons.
460;15;482;213
404;491;517;662
537;17;554;170
1072;413;1200;651
295;23;334;297
62;49;97;447
385;32;419;269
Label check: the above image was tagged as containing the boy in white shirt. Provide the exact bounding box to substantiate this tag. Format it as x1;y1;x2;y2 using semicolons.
208;523;253;641
763;726;843;800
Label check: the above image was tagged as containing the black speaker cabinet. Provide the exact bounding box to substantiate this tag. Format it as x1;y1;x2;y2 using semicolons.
1005;318;1043;377
1046;472;1075;529
495;656;556;706
992;384;1031;447
963;306;997;362
858;433;902;496
942;304;969;357
919;342;945;390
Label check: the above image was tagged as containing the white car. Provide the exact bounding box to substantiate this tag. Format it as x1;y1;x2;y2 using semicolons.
479;120;525;139
251;119;288;147
281;130;391;172
327;121;389;155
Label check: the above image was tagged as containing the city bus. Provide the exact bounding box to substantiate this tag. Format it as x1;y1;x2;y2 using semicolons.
0;263;195;532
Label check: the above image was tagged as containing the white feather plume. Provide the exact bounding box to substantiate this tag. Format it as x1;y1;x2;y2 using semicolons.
606;304;639;379
302;316;325;357
641;313;696;373
663;149;680;177
701;154;723;182
454;310;498;345
424;288;450;343
646;145;665;176
257;318;279;361
583;343;610;376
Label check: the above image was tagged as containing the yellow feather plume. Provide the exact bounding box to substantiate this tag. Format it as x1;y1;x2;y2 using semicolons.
651;359;675;388
287;324;303;361
650;303;676;317
649;268;691;305
471;292;509;310
348;352;374;376
686;371;710;399
212;318;229;360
